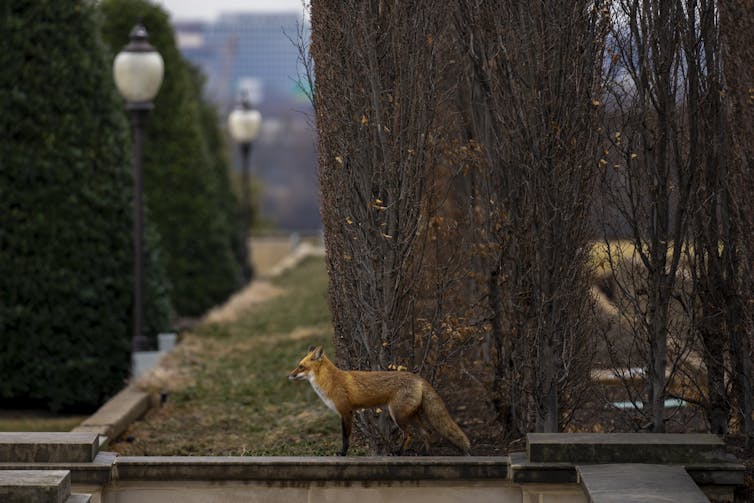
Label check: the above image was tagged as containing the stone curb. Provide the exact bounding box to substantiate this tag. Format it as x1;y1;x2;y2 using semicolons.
527;433;730;464
112;456;510;482
71;387;149;446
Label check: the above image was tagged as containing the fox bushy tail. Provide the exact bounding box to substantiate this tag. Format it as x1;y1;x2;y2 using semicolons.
420;383;471;455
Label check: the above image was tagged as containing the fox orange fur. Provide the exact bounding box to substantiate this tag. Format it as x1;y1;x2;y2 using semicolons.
288;345;470;456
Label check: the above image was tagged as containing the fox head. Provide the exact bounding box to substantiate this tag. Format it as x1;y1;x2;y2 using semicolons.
288;345;324;381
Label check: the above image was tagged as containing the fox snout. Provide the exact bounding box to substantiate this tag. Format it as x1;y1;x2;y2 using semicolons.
288;368;307;380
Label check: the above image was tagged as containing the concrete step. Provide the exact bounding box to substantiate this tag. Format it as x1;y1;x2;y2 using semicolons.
66;495;92;503
0;470;71;503
0;450;117;485
527;433;727;464
0;433;99;463
577;464;709;502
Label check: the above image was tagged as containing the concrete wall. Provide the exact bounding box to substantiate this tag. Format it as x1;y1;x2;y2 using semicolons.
6;433;741;502
64;455;587;503
82;480;586;503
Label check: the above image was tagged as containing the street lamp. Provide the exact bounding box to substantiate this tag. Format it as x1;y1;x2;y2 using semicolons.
113;22;164;353
228;93;262;283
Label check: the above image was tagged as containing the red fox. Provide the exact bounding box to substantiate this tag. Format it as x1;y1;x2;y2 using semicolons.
288;345;471;456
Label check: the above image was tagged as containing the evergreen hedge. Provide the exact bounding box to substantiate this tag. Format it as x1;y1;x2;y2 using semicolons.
99;0;242;316
0;0;171;410
188;64;245;278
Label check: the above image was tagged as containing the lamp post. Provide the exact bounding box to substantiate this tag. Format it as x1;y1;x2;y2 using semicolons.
228;93;262;283
113;23;164;353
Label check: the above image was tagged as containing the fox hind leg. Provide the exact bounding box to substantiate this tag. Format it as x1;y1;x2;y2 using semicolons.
414;413;432;454
388;405;412;455
388;396;421;455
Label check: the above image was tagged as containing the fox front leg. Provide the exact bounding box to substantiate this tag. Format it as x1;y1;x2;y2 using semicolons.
338;413;352;456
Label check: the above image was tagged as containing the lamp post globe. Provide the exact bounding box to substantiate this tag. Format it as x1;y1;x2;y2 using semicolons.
114;22;164;356
113;24;164;106
228;94;262;283
228;99;262;144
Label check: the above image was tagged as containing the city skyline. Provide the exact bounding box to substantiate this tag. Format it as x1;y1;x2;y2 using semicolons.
156;0;306;21
174;12;310;110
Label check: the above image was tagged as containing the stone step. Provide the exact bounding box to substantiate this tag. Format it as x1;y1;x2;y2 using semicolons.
528;433;727;464
0;470;71;503
0;450;117;485
0;433;100;463
577;464;709;503
66;495;92;503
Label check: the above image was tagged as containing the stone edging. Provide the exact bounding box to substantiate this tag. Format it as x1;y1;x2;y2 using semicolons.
71;387;150;446
112;455;509;481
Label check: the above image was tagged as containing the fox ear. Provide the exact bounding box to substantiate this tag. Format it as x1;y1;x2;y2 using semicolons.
311;346;324;361
308;345;316;353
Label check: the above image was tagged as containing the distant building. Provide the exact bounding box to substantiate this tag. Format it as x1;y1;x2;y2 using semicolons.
174;12;310;111
173;12;320;232
173;20;213;71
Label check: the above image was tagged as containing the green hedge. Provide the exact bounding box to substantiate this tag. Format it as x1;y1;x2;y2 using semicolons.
0;0;171;410
99;0;242;316
188;64;246;279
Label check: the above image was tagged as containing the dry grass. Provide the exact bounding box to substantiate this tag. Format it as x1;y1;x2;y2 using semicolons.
0;411;85;432
249;236;296;276
201;280;283;325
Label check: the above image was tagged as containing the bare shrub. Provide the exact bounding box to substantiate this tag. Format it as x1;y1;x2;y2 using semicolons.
310;0;454;453
453;0;607;434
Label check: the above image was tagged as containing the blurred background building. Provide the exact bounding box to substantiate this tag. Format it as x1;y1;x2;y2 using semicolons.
173;10;320;232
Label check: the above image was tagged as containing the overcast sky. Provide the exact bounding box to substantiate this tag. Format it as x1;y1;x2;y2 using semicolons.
155;0;306;21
